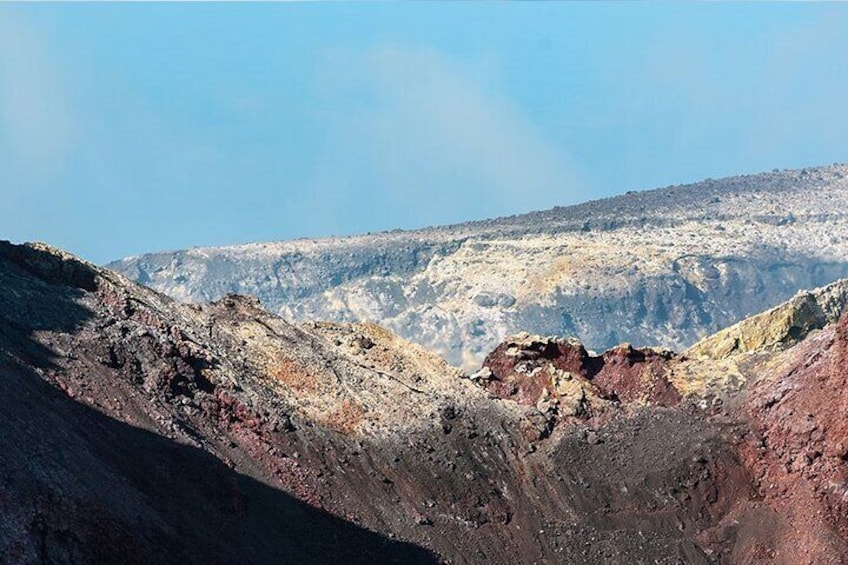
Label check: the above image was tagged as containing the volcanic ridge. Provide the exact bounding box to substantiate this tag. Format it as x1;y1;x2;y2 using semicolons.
4;240;848;563
112;164;848;370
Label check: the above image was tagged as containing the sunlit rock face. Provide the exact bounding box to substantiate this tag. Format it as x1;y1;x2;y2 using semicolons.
111;164;848;370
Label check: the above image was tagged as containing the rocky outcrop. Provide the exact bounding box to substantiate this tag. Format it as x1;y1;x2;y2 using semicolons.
477;333;679;421
8;241;848;563
686;278;848;359
110;164;848;370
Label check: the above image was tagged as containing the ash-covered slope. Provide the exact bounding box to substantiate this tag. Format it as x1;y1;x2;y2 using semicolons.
111;164;848;370
0;242;437;564
8;240;848;563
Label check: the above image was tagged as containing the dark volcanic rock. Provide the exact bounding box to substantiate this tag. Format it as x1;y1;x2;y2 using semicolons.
0;242;433;565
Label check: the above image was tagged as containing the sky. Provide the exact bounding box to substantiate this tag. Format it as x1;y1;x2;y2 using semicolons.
2;3;848;264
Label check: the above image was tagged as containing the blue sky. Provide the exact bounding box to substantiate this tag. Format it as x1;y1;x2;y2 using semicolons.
2;3;848;263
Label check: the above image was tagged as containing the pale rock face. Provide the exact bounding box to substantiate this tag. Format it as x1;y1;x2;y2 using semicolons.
686;277;848;360
110;164;848;371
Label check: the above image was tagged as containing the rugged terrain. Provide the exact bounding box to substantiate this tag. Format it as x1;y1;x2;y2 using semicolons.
6;240;848;563
111;164;848;370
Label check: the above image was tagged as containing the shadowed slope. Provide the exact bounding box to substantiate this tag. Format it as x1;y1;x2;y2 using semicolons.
0;241;436;564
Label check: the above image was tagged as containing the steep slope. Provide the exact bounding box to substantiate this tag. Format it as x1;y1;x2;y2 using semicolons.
729;315;848;563
8;240;848;563
0;242;436;564
111;164;848;369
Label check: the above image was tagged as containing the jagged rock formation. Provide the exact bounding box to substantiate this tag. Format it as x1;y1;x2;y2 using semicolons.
7;241;848;563
475;303;848;563
110;164;848;370
687;278;848;359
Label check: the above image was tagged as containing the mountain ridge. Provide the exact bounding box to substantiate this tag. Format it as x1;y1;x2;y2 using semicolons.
110;163;848;370
117;163;846;258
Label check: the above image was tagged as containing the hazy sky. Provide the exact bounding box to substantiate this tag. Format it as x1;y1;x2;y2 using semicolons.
3;3;848;263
